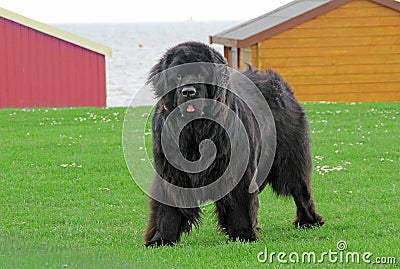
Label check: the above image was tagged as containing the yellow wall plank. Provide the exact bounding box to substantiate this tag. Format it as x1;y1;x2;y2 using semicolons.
295;91;400;102
260;45;400;58
268;63;400;76
251;44;258;67
224;47;230;66
293;82;400;94
295;16;400;29
261;54;400;67
239;46;252;70
285;73;400;86
267;26;400;39
260;35;400;48
338;0;390;8
319;5;399;17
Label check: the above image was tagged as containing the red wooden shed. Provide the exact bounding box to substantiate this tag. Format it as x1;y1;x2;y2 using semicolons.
0;7;112;108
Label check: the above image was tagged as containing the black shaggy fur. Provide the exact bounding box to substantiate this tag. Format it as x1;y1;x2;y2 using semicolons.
144;41;324;247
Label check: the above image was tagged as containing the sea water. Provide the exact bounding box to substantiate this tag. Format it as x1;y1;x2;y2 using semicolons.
55;21;240;107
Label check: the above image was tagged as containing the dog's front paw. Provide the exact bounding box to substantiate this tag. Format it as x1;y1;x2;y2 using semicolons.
293;215;325;229
145;233;175;247
227;228;259;242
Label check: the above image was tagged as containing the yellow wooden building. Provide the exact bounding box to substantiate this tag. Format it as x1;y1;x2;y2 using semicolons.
210;0;400;102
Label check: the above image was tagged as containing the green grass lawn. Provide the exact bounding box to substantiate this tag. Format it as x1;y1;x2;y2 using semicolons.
0;103;398;268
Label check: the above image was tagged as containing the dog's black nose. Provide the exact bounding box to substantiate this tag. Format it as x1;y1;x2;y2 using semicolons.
182;86;196;97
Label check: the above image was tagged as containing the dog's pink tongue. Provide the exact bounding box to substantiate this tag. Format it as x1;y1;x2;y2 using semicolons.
187;104;195;113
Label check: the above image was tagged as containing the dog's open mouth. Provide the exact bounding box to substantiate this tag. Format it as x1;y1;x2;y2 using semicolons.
186;103;195;113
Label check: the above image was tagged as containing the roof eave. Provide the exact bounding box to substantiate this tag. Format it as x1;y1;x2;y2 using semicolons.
210;0;361;48
209;35;238;47
371;0;400;11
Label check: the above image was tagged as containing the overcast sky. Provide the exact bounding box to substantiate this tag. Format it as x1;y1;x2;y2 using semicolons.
0;0;293;23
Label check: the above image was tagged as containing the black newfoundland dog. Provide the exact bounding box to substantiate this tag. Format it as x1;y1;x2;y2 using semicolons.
144;41;323;247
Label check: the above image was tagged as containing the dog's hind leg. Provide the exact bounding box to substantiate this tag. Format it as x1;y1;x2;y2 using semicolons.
267;144;324;228
290;175;324;228
286;146;324;228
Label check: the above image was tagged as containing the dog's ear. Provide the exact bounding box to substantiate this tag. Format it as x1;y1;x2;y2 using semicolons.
148;53;179;112
147;58;170;99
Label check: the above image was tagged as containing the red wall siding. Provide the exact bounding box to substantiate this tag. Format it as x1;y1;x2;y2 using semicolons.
0;17;106;108
0;18;8;107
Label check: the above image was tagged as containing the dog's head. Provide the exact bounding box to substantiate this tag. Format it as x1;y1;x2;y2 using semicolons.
148;42;229;116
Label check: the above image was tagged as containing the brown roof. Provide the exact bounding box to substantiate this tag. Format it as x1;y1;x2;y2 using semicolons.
209;0;400;48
